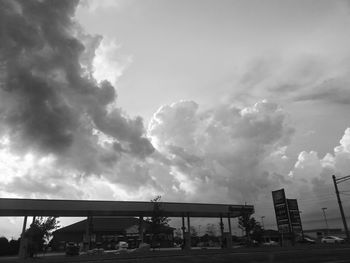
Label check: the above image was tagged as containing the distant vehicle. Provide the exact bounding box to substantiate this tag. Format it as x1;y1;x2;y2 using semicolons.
262;240;278;246
321;236;345;244
297;237;315;244
65;242;79;256
116;241;128;250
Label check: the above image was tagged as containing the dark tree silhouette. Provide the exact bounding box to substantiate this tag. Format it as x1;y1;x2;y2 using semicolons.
0;237;9;256
146;196;170;249
25;217;60;257
238;214;262;244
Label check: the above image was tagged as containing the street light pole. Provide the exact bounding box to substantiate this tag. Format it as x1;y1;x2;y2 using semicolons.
322;208;329;235
332;175;350;241
299;211;304;239
261;216;265;229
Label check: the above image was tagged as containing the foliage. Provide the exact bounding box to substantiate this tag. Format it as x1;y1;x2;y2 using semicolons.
250;223;263;243
0;237;20;256
0;237;9;256
238;213;263;243
35;217;60;244
173;228;183;245
190;226;198;237
174;228;182;238
25;217;60;256
146;196;170;246
205;223;217;237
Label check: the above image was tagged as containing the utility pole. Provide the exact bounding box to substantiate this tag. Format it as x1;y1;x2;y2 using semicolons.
321;208;329;235
299;211;305;239
332;175;350;241
261;216;265;229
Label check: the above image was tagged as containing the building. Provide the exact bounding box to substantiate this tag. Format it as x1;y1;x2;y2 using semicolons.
303;228;343;240
261;229;280;243
51;217;174;251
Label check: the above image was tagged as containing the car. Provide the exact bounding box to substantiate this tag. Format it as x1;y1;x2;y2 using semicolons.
262;240;279;246
321;236;345;244
116;241;128;250
297;237;316;244
65;242;79;256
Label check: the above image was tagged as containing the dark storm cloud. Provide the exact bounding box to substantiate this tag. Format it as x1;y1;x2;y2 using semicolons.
294;78;350;104
0;0;153;161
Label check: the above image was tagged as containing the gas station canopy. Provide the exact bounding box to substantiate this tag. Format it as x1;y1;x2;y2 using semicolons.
0;198;254;218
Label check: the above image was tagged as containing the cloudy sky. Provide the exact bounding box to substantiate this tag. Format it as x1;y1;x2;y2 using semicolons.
1;0;350;238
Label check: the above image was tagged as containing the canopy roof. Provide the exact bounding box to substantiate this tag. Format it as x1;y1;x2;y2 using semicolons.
0;198;254;218
54;217;173;234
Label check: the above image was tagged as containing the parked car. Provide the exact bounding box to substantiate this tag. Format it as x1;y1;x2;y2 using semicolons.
297;237;316;244
116;241;128;250
262;240;279;246
65;242;79;256
321;236;345;244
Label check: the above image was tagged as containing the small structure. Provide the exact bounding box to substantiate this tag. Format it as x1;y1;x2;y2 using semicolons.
262;229;280;243
303;228;343;241
51;217;174;250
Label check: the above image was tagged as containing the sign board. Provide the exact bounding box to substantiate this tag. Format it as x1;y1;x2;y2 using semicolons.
272;189;286;205
272;189;291;234
272;189;303;236
287;199;302;234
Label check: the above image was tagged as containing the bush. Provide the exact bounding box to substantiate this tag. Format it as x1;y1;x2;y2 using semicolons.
0;237;9;256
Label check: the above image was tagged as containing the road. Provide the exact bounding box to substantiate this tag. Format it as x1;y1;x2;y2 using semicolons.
1;245;350;263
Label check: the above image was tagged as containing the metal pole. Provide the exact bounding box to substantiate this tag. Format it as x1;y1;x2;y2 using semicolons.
181;216;185;249
21;216;28;235
299;211;304;239
227;214;232;249
139;216;144;244
187;214;191;249
261;216;265;229
19;216;28;258
228;215;232;236
333;175;350;241
321;208;329;235
220;215;224;248
187;214;190;234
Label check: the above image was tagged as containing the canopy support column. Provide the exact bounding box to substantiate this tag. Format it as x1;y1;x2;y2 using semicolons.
227;214;232;249
139;216;144;245
185;214;191;249
220;215;224;248
18;216;28;258
181;216;186;249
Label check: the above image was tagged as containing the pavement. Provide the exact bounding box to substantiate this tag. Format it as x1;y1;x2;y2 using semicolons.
1;244;350;263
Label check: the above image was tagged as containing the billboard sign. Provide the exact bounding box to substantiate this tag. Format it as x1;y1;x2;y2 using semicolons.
272;189;303;236
272;189;286;205
272;189;291;234
287;199;302;234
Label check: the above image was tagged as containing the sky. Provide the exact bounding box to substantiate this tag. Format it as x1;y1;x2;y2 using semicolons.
1;0;350;238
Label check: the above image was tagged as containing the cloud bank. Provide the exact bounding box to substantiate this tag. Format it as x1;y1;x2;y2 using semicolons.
0;0;153;178
1;0;350;236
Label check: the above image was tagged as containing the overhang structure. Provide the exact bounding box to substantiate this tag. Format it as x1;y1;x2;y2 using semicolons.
0;198;254;253
0;198;254;218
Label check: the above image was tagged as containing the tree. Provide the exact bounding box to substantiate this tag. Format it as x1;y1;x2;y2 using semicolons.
238;213;262;244
190;226;199;247
250;223;263;243
190;226;198;238
25;217;60;257
174;228;182;245
205;223;217;237
0;237;9;256
8;239;20;255
146;196;170;248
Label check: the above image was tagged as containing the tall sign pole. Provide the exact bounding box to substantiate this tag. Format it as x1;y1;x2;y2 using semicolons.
332;175;350;241
272;189;303;246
